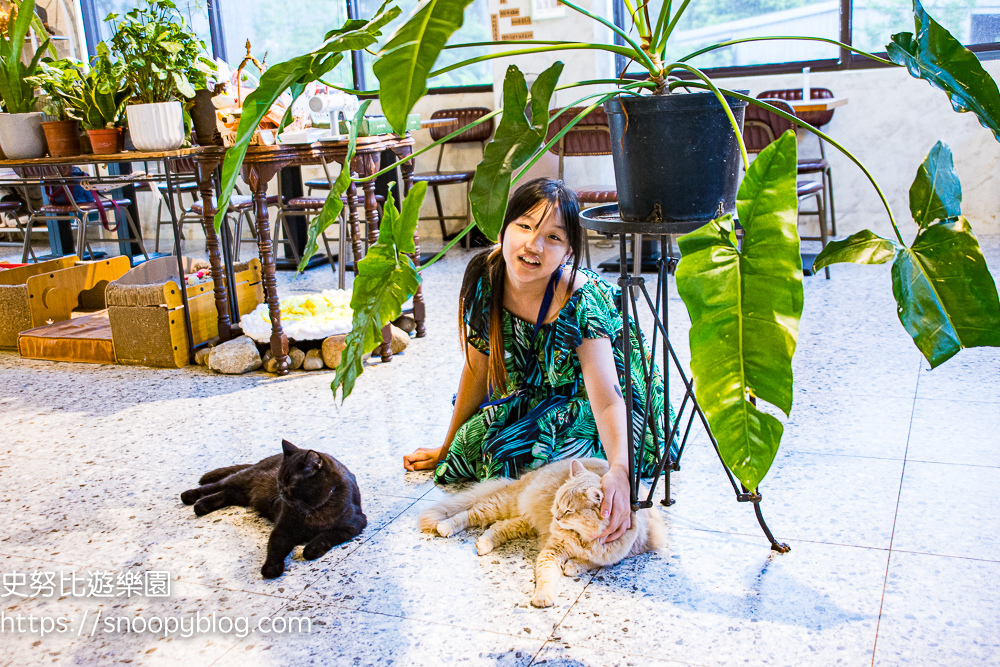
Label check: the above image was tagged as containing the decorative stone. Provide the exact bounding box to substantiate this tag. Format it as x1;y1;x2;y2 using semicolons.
392;314;416;334
390;324;409;354
207;336;261;374
262;350;279;374
194;346;212;366
303;348;324;370
289;346;305;371
322;333;348;369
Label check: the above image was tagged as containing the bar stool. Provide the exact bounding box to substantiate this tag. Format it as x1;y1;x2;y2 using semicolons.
0;199;34;262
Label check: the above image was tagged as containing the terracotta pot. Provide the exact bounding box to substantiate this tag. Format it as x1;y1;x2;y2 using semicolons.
41;120;81;157
87;128;123;155
0;112;47;158
126;101;184;151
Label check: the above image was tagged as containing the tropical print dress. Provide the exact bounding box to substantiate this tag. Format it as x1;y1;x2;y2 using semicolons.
433;267;678;484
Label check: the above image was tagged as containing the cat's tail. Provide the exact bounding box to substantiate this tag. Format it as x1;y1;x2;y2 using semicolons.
645;507;668;552
418;478;513;533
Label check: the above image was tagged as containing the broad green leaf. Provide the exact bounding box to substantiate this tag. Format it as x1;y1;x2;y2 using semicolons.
891;217;1000;368
814;230;899;270
468;63;562;241
214;11;395;231
887;0;1000;142
909;141;962;228
675;130;802;492
331;184;427;401
373;0;475;134
296;100;371;274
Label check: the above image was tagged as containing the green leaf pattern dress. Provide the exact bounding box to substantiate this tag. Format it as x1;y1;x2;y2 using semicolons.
433;268;677;484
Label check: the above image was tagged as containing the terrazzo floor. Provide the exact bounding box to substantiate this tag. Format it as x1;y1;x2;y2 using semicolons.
1;235;998;667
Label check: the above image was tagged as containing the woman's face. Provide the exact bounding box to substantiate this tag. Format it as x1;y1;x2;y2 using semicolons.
502;201;572;287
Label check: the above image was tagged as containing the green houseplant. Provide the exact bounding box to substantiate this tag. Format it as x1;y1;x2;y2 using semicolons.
0;0;49;158
106;0;214;151
27;58;85;157
214;0;1000;495
78;43;131;154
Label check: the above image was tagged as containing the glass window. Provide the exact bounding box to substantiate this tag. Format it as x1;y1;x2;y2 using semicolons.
91;0;213;53
355;0;492;90
852;0;1000;54
216;0;354;88
620;0;841;72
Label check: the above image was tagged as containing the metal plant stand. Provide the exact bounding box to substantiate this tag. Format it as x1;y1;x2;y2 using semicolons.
581;204;789;553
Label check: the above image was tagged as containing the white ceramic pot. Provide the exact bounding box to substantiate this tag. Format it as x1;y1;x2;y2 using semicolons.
125;101;184;151
0;112;47;159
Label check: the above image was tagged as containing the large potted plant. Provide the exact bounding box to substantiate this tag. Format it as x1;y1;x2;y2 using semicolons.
212;0;1000;497
0;0;49;158
106;0;214;151
27;58;85;157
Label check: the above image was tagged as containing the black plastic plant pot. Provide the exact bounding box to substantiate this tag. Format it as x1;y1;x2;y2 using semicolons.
604;91;747;223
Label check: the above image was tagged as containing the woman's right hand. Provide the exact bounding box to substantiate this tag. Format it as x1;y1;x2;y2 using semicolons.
403;446;444;471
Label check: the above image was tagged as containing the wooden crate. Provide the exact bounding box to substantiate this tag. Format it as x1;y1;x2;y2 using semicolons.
107;257;263;368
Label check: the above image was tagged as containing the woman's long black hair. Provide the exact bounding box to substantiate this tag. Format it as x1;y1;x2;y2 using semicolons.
459;178;582;393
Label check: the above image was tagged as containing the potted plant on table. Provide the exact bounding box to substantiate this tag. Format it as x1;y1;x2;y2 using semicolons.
0;0;49;158
77;43;130;154
106;0;214;151
213;0;1000;497
27;58;86;157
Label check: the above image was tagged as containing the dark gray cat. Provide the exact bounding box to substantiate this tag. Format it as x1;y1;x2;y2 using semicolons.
181;440;367;578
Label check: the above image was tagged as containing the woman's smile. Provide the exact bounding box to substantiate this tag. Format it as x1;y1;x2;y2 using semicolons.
502;202;571;286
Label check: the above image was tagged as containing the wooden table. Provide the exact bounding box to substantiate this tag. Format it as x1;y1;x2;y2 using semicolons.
0;148;198;167
788;97;848;113
194;135;422;375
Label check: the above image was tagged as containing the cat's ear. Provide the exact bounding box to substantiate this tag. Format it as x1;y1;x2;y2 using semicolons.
304;450;323;472
281;439;299;456
586;487;604;506
570;459;587;477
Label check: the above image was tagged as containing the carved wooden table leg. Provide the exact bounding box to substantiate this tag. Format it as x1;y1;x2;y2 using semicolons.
347;178;363;272
195;159;232;342
245;164;289;375
392;142;426;337
355;151;393;363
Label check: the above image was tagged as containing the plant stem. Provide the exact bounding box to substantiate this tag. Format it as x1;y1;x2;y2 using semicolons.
664;62;750;169
679;36;897;66
659;0;694;54
680;81;904;244
418;222;475;270
556;0;659;74
651;0;671;51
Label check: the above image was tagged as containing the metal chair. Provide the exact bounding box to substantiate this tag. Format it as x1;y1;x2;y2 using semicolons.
195;187;280;261
152;157;202;254
743;98;830;279
757;87;838;235
0;198;34;262
410;107;493;246
545;106;618;268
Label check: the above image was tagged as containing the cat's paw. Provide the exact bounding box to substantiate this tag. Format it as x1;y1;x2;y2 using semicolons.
436;520;457;538
563;559;591;577
302;542;331;561
180;490;198;505
260;560;285;579
530;587;556;608
476;536;495;556
192;500;214;516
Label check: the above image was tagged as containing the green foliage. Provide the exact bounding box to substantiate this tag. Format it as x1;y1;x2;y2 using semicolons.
468;63;562;241
815;141;1000;368
888;0;1000;142
77;43;131;130
0;0;49;114
296;100;372;274
332;182;427;401
373;0;475;133
26;58;84;121
106;0;214;105
675;131;802;492
213;6;399;233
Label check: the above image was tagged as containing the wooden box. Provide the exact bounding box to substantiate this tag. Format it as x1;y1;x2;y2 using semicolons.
106;257;263;368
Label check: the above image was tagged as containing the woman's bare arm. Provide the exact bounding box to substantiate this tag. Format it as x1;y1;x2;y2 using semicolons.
577;336;632;542
403;344;490;471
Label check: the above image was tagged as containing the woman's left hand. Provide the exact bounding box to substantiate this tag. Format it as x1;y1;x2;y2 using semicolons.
597;464;631;543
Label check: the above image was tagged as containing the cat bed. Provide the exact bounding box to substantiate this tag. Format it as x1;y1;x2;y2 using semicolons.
0;256;127;350
107;256;264;368
17;310;116;364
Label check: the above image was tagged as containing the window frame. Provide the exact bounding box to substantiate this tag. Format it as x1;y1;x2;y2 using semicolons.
611;0;1000;80
77;0;495;94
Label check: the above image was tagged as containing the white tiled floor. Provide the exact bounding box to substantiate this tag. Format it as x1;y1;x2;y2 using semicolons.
0;236;998;666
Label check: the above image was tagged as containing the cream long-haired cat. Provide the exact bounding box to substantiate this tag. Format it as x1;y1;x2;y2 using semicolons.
419;458;666;607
